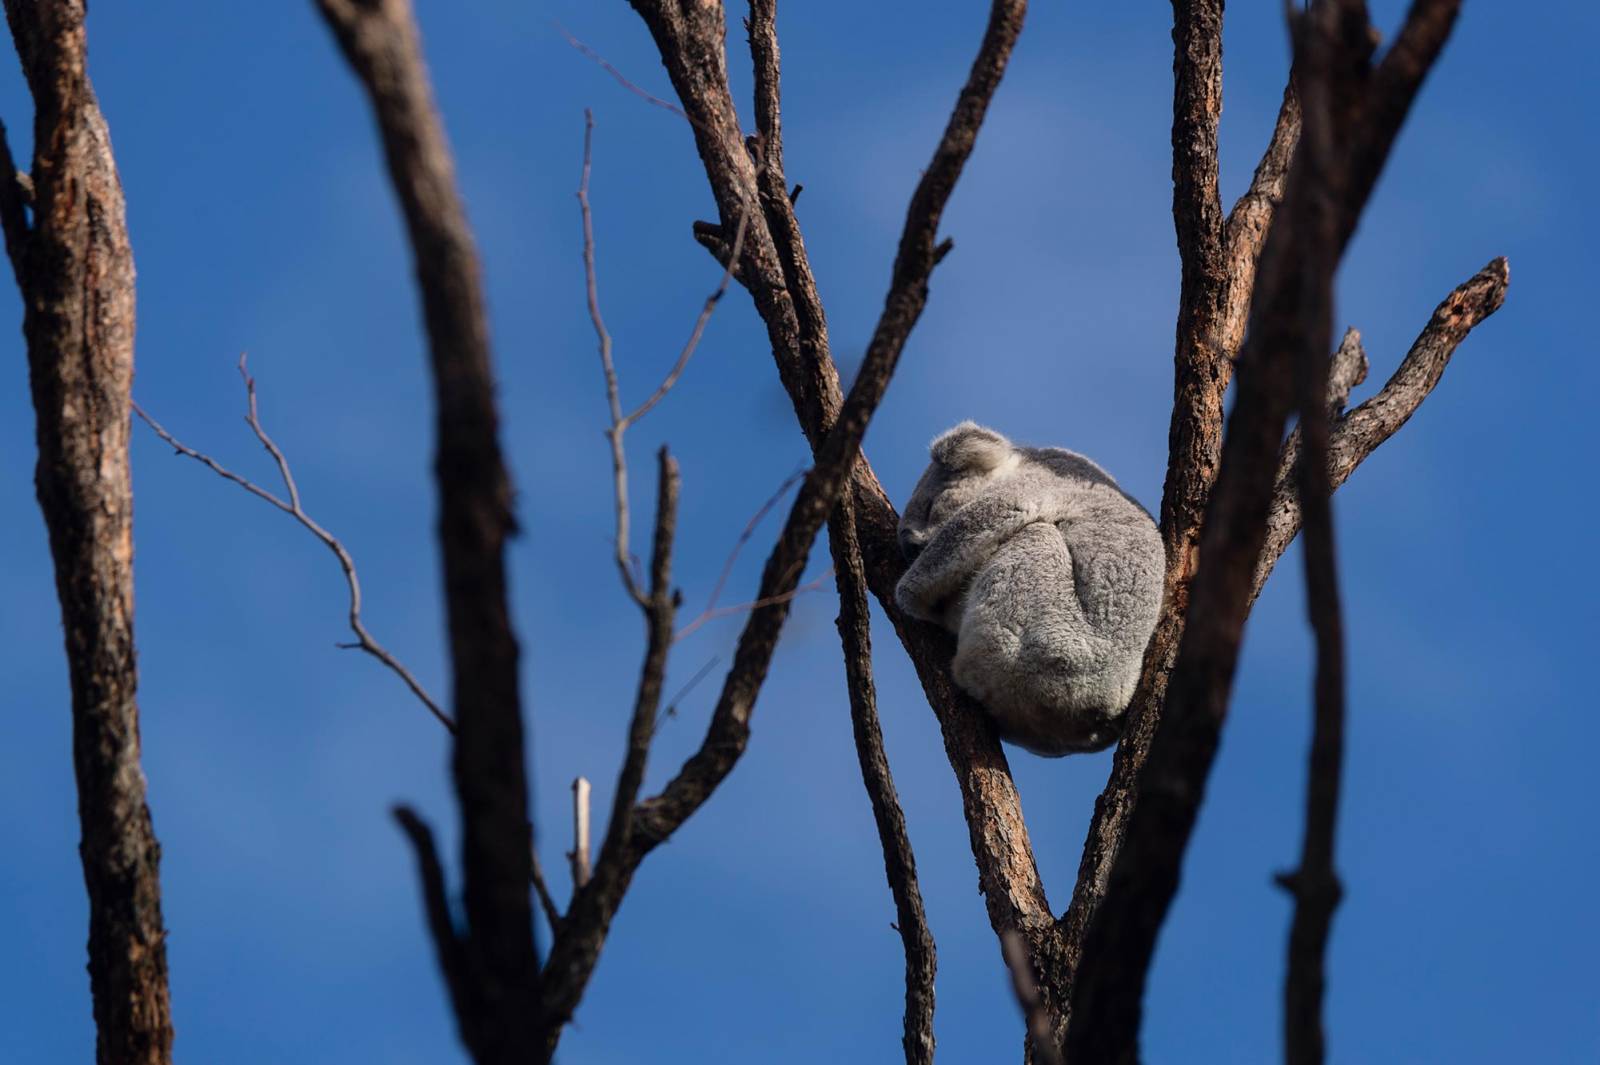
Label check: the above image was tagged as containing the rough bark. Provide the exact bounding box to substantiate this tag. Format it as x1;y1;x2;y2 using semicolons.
313;1;536;1061
1;4;174;1062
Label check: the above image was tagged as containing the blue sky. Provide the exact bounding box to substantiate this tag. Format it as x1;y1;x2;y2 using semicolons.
2;2;1595;1062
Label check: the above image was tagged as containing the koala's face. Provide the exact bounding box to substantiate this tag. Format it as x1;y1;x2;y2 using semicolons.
898;422;1015;562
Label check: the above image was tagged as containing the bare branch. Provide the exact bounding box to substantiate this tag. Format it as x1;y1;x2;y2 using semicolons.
535;96;939;1039
2;3;174;1059
1254;259;1508;596
579;111;749;603
531;846;564;934
631;0;1063;1048
1221;81;1302;357
0;116;31;275
596;448;679;886
133;360;454;733
1157;0;1228;573
393;807;473;1037
676;570;831;643
577;109;643;604
556;23;691;123
314;1;536;1059
1067;4;1471;1059
830;497;936;1065
691;466;805;625
1002;931;1065;1065
1277;80;1350;1061
623;200;750;425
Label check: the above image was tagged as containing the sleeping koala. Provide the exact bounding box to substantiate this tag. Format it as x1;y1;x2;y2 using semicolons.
896;422;1164;755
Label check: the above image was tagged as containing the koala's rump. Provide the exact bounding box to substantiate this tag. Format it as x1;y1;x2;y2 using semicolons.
951;522;1126;755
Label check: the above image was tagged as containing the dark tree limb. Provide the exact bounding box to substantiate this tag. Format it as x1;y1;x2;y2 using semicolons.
313;2;536;1062
1055;0;1302;1015
393;807;474;1041
0;116;29;267
1066;4;1467;1061
829;495;937;1065
1274;52;1354;1052
1;4;174;1062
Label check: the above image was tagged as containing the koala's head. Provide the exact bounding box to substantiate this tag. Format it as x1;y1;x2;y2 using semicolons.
898;421;1017;562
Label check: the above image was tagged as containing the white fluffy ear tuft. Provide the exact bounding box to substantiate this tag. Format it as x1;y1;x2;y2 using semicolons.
930;421;1012;472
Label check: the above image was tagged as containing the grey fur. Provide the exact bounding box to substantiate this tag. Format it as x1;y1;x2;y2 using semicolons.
896;422;1164;755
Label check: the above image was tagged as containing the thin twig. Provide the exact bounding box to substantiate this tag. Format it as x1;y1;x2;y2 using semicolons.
674;571;834;643
577;109;643;604
133;357;454;733
579;110;751;604
393;807;471;1031
658;656;721;724
623;200;751;425
531;846;564;934
555;23;691;123
698;466;807;621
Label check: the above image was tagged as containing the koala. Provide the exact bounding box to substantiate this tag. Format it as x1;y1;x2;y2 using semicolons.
896;422;1164;755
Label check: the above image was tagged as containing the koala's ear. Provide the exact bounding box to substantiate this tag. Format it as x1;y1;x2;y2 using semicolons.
930;421;1012;472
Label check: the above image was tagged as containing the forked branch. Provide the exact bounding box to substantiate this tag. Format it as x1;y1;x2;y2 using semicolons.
314;1;536;1061
134;357;453;732
1254;258;1508;596
1067;4;1475;1061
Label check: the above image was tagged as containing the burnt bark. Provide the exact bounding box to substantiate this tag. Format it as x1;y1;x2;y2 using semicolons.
1;3;174;1062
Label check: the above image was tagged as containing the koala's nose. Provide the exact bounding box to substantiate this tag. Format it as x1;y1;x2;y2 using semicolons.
899;530;925;563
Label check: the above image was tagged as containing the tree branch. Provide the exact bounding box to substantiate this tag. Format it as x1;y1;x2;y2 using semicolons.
830;496;936;1065
1221;81;1302;358
0;115;30;273
1056;1;1300;1027
313;1;536;1060
2;3;174;1061
1003;930;1066;1065
1277;74;1350;1059
634;0;1056;972
580;109;749;604
534;201;922;1051
133;358;454;732
1066;4;1466;1060
393;806;474;1042
1253;258;1508;597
